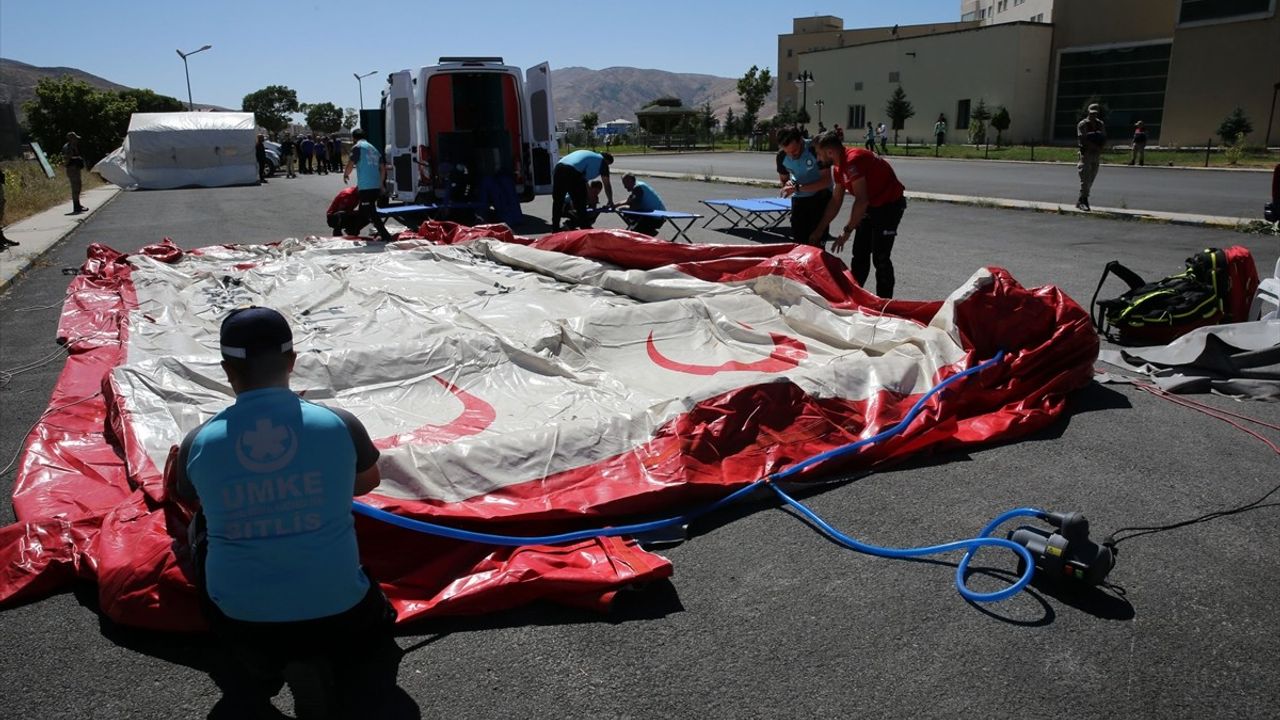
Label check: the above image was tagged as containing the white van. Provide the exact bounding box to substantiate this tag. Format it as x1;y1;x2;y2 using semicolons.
382;57;557;206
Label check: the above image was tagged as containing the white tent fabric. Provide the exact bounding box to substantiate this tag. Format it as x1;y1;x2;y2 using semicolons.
112;236;969;504
92;112;259;190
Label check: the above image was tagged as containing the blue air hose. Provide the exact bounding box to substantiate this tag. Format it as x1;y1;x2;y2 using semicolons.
352;350;1048;602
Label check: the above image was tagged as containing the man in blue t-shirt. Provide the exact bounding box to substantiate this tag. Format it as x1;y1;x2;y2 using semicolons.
551;149;614;231
775;125;833;247
616;174;667;236
342;127;392;241
174;306;401;718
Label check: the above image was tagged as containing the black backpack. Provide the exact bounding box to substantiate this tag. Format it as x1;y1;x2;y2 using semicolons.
1090;248;1229;345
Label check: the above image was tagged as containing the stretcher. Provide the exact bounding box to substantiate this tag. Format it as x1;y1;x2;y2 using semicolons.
619;210;702;243
699;197;792;231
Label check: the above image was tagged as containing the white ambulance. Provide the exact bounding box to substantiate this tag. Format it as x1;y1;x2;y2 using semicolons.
382;57;557;205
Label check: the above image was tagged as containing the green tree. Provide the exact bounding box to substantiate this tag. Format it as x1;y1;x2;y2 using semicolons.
772;104;798;129
117;88;187;114
701;101;717;134
736;65;773;137
991;105;1012;146
342;107;359;130
1217;107;1253;144
968;98;992;146
241;85;299;135
723;108;738;137
884;85;916;145
23;77;133;165
305;102;343;133
580;111;599;147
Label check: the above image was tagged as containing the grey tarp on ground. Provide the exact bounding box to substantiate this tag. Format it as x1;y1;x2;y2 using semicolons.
1099;319;1280;400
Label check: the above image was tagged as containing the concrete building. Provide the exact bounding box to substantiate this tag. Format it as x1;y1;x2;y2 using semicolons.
962;0;1053;24
800;22;1053;144
777;16;977;112
1049;0;1280;145
786;2;1280;146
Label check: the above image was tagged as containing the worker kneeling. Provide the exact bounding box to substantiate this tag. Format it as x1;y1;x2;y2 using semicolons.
173;307;400;719
325;186;371;237
617;174;666;236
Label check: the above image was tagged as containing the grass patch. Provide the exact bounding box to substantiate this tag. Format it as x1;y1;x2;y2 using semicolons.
877;142;1277;169
2;159;104;226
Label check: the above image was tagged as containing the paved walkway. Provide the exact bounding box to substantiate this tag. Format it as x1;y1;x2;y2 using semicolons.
0;185;122;290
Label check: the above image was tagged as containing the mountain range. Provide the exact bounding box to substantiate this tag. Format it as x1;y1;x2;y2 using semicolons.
1;58;776;128
550;66;776;125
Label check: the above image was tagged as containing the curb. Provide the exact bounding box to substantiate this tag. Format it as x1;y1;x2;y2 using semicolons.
0;185;123;292
615;168;1261;230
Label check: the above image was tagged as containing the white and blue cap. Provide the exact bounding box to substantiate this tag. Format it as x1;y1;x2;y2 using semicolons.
219;306;293;360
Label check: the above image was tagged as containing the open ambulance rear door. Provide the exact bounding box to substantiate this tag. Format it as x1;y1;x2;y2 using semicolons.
525;62;557;197
385;70;420;202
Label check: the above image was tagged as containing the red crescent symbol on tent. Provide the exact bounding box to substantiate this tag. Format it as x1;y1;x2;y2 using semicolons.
373;376;496;450
645;329;808;376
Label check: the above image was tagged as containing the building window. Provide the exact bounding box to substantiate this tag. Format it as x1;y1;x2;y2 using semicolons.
848;105;866;130
787;72;793;81
1033;13;1045;21
1053;42;1172;141
888;71;900;83
962;11;977;20
979;7;986;18
787;49;793;57
956;99;971;130
1179;0;1272;24
854;81;863;91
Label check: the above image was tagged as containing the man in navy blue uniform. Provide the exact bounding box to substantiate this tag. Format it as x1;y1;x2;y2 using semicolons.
174;306;401;719
775;125;833;247
551;149;614;231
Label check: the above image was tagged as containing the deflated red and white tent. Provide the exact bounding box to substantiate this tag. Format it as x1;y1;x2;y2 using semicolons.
0;225;1098;630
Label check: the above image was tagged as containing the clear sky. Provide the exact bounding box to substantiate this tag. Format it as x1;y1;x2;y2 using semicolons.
2;0;959;111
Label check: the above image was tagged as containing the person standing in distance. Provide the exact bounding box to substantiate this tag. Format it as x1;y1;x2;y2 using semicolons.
1129;120;1147;167
934;114;947;148
62;132;88;213
552;149;614;232
173;307;401;718
255;134;269;184
1076;103;1107;211
343;128;391;241
811;130;907;298
775;125;833;248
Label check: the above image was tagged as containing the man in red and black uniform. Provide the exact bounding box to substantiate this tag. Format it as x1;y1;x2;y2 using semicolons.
811;130;907;298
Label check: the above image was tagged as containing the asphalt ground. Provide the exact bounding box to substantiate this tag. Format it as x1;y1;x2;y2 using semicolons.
2;171;1279;719
612;151;1275;220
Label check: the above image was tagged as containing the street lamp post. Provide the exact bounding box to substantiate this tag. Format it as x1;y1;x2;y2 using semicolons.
794;70;814;128
354;71;378;112
1266;80;1280;149
175;45;212;111
816;99;825;127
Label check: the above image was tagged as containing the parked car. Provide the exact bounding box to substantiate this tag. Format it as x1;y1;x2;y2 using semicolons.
262;140;282;176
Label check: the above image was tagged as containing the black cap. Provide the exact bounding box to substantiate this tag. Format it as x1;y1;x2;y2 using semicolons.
220;306;293;359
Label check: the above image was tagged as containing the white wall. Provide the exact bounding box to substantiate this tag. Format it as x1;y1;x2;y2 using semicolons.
801;23;1054;143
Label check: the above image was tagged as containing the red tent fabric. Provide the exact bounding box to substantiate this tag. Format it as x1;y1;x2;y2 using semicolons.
0;226;1098;630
